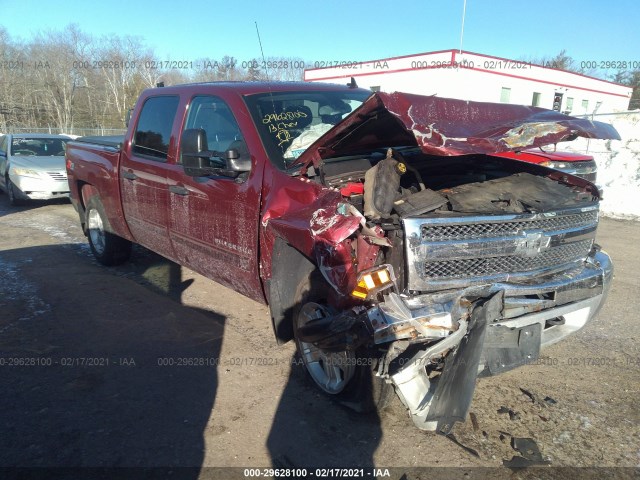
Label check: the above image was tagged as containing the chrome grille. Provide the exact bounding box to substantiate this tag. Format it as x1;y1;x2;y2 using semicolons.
48;172;67;181
404;206;599;291
422;210;598;241
423;239;593;279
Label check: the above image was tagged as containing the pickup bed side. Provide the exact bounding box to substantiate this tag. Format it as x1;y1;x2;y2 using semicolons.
67;137;134;243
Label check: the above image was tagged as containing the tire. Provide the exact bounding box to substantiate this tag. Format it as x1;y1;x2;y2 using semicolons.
85;195;132;266
6;176;25;206
292;270;393;413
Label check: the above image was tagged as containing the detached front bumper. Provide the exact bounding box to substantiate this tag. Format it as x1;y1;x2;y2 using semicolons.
12;174;70;200
371;250;612;432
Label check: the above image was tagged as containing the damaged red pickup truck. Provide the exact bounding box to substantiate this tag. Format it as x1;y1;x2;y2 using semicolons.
66;82;619;433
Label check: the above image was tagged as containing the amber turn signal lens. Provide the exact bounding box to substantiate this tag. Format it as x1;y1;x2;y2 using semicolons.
351;265;395;300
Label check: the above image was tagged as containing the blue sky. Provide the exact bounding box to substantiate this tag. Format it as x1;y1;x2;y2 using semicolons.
1;0;638;74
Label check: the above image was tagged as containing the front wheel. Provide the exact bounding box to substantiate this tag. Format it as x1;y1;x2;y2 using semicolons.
292;272;394;413
295;301;357;394
85;195;132;266
6;176;25;206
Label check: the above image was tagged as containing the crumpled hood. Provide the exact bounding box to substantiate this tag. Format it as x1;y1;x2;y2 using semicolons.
294;91;620;168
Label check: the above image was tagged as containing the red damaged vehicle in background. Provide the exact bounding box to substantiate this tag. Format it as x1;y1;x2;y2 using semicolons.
493;148;598;183
65;82;618;433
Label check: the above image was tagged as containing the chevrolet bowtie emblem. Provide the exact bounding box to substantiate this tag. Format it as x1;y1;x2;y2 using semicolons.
515;232;551;257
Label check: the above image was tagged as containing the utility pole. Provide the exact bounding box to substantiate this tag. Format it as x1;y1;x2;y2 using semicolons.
459;0;467;54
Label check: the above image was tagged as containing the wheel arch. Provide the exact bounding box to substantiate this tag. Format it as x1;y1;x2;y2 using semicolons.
78;182;134;242
268;237;317;345
77;182;97;234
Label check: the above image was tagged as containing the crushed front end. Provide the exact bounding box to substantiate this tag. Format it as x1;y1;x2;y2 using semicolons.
297;164;613;432
371;206;612;432
267;90;618;432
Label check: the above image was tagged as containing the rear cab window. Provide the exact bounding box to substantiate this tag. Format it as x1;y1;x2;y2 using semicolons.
132;96;180;161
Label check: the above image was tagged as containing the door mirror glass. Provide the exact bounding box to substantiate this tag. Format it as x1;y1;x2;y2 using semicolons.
225;147;251;173
181;128;214;176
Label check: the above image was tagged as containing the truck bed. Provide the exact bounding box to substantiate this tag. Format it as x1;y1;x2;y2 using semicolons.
73;135;124;149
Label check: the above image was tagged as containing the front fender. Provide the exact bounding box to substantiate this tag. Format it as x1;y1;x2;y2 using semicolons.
259;171;384;341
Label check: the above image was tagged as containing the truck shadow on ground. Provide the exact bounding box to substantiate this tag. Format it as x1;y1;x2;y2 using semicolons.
267;366;383;471
0;243;224;476
118;248;385;471
0;242;385;474
266;271;383;470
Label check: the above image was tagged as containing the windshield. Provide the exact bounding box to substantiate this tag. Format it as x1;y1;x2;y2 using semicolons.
244;90;371;170
11;137;69;157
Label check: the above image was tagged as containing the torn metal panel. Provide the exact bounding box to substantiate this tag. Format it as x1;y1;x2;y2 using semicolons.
293;91;620;169
261;176;356;254
315;239;357;297
422;291;501;434
368;292;455;344
390;318;470;431
378;247;611;431
260;173;375;300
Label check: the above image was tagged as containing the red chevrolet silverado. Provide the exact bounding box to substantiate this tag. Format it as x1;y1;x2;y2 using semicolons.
66;82;619;433
493;149;598;183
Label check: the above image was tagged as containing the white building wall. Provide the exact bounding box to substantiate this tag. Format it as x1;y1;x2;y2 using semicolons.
305;49;632;113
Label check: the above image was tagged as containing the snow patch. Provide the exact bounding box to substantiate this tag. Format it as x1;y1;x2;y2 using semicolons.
0;257;52;333
1;214;91;255
559;111;640;220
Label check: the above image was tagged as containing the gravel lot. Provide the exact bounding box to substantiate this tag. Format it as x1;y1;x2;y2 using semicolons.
0;195;638;479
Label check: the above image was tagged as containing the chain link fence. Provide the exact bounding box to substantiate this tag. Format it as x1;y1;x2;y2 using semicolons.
0;127;126;137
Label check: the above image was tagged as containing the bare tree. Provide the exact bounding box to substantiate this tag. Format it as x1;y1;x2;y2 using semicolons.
0;24;314;132
28;24;93;131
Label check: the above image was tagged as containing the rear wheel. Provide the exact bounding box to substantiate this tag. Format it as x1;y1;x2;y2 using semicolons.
85;195;132;266
292;271;393;412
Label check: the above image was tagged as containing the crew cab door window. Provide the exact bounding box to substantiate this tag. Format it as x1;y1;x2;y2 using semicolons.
181;95;243;159
121;94;179;258
166;94;263;301
132;96;180;161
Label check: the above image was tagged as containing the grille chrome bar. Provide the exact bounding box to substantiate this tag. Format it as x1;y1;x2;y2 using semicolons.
421;210;598;241
404;206;598;292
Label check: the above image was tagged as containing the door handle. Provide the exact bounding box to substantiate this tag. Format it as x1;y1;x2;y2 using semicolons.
122;171;138;180
169;185;189;196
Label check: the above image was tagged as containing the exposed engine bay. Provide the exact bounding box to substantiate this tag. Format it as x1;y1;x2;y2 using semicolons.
296;147;608;433
318;147;598;219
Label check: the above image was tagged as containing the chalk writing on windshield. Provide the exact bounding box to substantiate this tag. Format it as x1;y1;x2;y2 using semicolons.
262;110;309;147
262;111;308;124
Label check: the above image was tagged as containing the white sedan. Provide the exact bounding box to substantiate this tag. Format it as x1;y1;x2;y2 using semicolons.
0;133;72;206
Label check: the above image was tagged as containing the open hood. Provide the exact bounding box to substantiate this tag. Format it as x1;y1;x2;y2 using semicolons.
293;91;620;169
